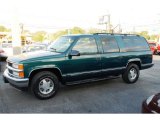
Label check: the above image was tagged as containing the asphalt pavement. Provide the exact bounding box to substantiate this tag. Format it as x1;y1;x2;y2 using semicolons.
0;55;160;113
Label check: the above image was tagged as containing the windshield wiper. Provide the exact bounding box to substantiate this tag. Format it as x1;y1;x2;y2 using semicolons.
48;47;63;53
49;47;57;52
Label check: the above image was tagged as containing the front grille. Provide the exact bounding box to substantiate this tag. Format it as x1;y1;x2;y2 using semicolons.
8;69;13;74
7;61;19;78
8;62;12;67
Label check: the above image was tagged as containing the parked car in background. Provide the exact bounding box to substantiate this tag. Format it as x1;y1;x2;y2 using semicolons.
142;93;160;113
3;33;153;99
2;41;12;48
148;41;157;54
22;43;47;53
156;42;160;55
0;47;7;60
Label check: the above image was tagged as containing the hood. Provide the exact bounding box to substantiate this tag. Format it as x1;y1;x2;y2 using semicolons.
7;50;61;63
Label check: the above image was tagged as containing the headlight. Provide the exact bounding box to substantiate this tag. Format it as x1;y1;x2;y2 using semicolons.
11;63;24;78
12;63;24;70
12;63;19;69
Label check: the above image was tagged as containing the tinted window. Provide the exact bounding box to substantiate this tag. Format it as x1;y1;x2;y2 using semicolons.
48;36;74;53
101;36;119;53
121;36;149;51
73;37;98;55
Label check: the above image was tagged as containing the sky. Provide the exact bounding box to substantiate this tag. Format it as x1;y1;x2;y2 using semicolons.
1;0;160;33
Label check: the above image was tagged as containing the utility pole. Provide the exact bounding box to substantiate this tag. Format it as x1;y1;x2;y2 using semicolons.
99;14;111;33
112;24;122;33
107;14;111;33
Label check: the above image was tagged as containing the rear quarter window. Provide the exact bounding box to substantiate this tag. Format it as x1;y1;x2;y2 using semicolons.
121;36;150;52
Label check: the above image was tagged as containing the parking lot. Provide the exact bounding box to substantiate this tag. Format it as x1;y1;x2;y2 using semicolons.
0;55;160;113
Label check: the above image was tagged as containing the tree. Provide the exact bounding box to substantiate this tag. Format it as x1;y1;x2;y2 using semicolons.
137;31;150;40
70;27;85;34
150;34;158;41
0;25;8;32
50;27;86;41
32;31;46;42
52;30;68;40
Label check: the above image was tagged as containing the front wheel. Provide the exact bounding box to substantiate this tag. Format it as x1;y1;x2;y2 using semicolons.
30;71;59;100
122;64;140;84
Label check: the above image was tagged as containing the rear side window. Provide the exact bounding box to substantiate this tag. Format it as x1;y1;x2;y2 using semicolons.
121;36;149;51
100;36;119;53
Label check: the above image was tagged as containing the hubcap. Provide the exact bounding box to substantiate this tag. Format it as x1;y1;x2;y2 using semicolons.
128;68;137;81
39;78;54;94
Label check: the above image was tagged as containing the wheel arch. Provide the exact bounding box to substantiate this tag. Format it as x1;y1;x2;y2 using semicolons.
28;67;63;85
126;58;142;69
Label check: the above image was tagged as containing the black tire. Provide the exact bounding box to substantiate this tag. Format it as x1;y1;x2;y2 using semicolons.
30;71;59;100
154;50;158;55
122;64;140;84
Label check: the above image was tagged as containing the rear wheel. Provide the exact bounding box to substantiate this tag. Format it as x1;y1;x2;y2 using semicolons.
122;64;139;84
30;71;59;100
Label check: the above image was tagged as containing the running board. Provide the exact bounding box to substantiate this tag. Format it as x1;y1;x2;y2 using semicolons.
66;76;120;85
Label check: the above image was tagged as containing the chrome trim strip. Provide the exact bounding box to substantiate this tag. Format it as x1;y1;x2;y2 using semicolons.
102;67;125;72
3;69;29;82
8;70;20;78
7;65;23;72
67;70;101;77
67;67;125;77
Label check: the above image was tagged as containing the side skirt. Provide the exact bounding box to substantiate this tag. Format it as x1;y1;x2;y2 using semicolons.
65;75;120;85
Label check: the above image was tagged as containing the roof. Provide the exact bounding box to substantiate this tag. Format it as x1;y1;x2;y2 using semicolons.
62;33;140;37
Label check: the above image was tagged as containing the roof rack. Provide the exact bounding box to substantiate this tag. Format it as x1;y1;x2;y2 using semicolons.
93;33;139;36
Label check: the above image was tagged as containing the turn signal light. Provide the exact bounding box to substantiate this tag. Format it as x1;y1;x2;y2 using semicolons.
19;72;24;78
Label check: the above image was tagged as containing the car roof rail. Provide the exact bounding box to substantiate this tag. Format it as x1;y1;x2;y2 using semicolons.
93;33;139;36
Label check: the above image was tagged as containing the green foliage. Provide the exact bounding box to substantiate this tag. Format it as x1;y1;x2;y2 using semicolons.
52;30;68;40
0;25;9;32
137;31;150;40
70;27;85;34
32;31;46;42
150;34;158;41
50;27;86;40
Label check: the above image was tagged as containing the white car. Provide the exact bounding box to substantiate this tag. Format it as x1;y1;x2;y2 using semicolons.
0;47;7;60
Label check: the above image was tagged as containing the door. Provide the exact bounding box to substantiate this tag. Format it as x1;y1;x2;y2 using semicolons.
100;36;124;76
65;36;102;82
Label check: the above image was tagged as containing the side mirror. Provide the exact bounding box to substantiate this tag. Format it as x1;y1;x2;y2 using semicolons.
69;50;80;56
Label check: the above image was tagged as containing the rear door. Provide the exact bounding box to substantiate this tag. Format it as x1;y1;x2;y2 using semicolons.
100;35;124;76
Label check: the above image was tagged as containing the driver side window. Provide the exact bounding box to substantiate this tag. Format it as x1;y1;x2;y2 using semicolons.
72;37;98;55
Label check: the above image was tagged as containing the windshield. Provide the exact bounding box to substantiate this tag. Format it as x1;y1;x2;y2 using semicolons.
47;36;74;53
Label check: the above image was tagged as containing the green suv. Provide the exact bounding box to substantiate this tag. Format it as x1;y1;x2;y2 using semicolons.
3;33;153;99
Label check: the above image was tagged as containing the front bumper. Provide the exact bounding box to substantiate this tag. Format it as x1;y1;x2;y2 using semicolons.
3;69;29;88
